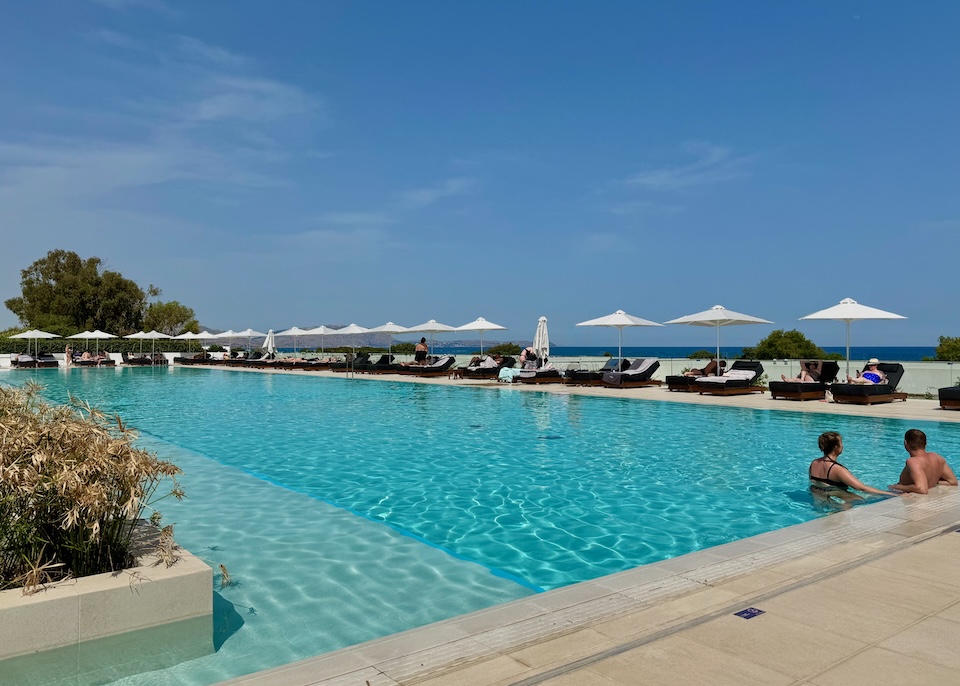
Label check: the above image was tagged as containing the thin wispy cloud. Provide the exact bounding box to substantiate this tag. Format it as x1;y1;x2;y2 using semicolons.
626;142;755;190
398;177;476;210
174;35;249;68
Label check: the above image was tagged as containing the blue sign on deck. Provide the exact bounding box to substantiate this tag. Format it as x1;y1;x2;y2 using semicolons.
734;607;765;619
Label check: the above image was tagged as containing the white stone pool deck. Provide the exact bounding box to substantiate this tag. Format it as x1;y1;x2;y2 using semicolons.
215;371;960;686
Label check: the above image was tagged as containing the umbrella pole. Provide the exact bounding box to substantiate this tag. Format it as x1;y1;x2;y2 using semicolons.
845;321;851;376
716;325;721;366
618;327;623;363
479;331;484;356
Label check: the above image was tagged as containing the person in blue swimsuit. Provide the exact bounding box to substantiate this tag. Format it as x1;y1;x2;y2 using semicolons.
809;432;897;499
845;358;887;384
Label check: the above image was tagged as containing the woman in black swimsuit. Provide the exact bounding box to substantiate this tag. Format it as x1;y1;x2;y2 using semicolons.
809;432;896;498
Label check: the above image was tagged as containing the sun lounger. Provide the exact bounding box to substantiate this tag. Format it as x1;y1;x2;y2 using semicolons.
830;363;907;405
517;363;564;384
564;358;630;386
355;354;401;374
939;386;960;410
462;356;516;379
665;360;723;392
393;355;456;376
696;360;764;395
600;358;662;388
768;360;840;401
11;354;59;368
330;352;371;372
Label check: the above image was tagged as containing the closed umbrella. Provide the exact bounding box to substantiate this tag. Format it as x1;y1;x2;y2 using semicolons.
455;317;507;355
576;309;663;362
9;329;59;358
261;330;277;356
532;316;550;362
665;305;772;364
800;297;906;375
407;319;457;355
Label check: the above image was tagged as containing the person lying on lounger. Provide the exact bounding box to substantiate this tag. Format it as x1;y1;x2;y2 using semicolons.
845;358;886;384
683;360;725;377
782;361;822;383
466;354;502;369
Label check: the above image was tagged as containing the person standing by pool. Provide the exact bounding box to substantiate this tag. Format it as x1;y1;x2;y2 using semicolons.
809;431;897;498
889;429;958;495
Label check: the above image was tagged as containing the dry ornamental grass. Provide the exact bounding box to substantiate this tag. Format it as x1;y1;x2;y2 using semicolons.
0;381;183;593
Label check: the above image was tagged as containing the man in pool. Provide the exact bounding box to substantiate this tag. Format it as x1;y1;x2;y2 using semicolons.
889;429;957;495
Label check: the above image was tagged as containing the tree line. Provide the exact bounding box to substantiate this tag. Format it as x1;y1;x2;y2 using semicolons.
3;250;199;337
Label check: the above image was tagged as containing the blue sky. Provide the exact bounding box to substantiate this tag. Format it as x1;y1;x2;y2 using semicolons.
1;1;957;347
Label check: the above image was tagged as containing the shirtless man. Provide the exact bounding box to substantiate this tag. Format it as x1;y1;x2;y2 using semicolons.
889;429;958;495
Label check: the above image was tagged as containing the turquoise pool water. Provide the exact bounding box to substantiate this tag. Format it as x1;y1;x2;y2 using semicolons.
3;366;958;685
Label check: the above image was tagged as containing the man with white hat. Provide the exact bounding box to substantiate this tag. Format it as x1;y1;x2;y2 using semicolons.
846;358;887;384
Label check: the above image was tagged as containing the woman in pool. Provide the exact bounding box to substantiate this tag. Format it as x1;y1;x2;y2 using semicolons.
846;358;886;384
809;432;897;502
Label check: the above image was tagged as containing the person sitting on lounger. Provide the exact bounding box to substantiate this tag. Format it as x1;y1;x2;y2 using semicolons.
81;351;93;361
519;347;538;369
846;358;886;384
782;360;822;383
809;431;897;498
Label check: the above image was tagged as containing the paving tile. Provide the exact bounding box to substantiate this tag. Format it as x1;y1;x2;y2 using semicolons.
758;584;924;643
936;599;960;623
589;634;794;686
713;568;794;596
590;605;680;640
533;668;622;686
808;646;960;686
813;564;960;615
681;611;867;680
411;655;529;686
621;585;741;627
877;615;960;670
507;627;613;669
764;553;836;580
866;543;960;588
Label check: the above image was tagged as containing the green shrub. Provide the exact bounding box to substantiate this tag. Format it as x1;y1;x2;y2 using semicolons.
688;350;714;359
741;329;842;360
935;336;960;361
0;383;183;593
486;342;522;356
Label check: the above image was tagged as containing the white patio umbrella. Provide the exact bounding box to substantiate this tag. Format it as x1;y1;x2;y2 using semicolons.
261;330;277;355
407;319;457;354
576;309;663;362
455;317;507;355
172;330;204;352
366;322;409;358
140;330;173;357
665;305;772;364
532;316;550;362
800;297;906;374
123;330;150;353
276;326;313;355
305;325;338;355
326;324;369;361
234;328;267;352
68;329;116;353
9;329;59;357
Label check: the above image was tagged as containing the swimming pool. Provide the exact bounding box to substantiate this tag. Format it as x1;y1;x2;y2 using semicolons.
3;367;958;684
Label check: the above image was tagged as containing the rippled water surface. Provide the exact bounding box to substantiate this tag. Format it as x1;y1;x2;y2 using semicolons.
3;366;958;684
